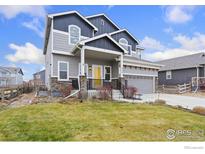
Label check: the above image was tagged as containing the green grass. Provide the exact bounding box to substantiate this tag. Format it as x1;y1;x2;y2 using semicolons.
0;101;205;141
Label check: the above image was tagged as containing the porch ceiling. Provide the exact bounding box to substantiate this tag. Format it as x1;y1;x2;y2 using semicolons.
76;49;120;60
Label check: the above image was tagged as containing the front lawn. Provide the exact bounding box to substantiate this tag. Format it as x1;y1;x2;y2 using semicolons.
0;101;204;141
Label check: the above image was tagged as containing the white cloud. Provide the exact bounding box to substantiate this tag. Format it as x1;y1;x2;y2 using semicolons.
5;42;44;64
0;6;46;19
173;33;205;50
163;27;173;34
22;18;44;38
165;6;195;24
142;33;205;61
141;36;165;51
107;5;115;10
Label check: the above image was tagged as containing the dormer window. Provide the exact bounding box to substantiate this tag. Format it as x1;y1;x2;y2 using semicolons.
119;38;129;50
69;25;81;45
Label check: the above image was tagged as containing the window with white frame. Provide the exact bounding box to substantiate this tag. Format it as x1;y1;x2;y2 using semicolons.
58;61;69;81
104;66;111;81
166;71;172;80
69;25;81;45
119;38;131;55
78;63;88;76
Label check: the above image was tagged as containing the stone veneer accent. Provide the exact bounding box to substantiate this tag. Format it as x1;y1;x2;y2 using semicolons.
79;75;88;99
50;77;72;93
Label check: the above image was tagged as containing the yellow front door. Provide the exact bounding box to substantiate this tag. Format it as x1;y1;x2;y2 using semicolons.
93;65;102;88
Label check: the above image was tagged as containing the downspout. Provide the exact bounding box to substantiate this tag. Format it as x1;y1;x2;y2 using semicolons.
194;66;199;93
64;45;82;99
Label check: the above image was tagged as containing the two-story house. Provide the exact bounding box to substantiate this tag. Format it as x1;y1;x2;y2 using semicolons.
0;66;24;87
43;11;161;97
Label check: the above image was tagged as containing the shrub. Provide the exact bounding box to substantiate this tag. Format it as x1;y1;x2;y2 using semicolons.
98;86;112;100
124;87;138;98
154;99;166;105
60;84;73;97
192;106;205;115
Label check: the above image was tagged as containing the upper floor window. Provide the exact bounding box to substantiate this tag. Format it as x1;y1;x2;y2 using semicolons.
69;25;81;45
119;38;131;54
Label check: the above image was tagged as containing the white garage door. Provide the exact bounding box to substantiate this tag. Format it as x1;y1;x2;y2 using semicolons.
125;75;154;94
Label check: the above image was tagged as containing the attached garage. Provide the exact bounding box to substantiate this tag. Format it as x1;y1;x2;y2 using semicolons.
124;75;154;94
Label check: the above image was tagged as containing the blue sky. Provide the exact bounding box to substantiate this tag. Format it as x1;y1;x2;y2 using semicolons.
0;5;205;80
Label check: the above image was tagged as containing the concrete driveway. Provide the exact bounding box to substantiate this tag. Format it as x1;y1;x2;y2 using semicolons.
141;93;205;110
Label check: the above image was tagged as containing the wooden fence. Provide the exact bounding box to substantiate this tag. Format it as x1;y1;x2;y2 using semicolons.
0;84;34;100
158;83;191;94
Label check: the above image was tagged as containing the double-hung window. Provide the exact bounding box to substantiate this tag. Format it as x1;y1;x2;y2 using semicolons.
104;66;111;81
166;71;172;80
69;25;81;45
58;61;69;81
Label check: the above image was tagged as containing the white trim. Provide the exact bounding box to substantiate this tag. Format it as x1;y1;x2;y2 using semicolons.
152;76;156;93
109;29;140;44
84;46;123;56
57;61;69;81
124;58;162;67
92;64;103;79
48;11;98;31
104;66;112;81
53;29;69;35
86;13;120;30
123;73;158;77
51;18;54;77
79;33;127;53
68;25;81;45
123;62;161;70
53;50;74;56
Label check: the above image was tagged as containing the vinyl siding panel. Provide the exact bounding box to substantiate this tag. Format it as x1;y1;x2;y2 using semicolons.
52;54;118;79
85;37;124;52
158;68;197;85
123;66;158;76
87;16;119;36
45;30;52;88
111;31;138;51
53;31;88;52
53;14;94;37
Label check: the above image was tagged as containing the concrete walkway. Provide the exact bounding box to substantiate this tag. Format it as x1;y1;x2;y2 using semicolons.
141;93;205;109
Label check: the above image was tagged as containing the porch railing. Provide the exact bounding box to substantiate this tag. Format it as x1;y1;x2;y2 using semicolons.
87;79;121;90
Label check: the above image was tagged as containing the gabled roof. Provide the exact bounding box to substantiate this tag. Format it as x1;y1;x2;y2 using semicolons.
109;29;140;44
78;33;127;53
0;66;24;75
158;52;205;71
48;11;98;31
86;13;120;30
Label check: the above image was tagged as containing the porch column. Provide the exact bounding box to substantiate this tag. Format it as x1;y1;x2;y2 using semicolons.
79;47;88;100
119;54;123;78
80;47;85;76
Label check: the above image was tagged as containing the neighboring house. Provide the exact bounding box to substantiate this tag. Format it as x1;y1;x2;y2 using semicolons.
158;52;205;87
33;70;45;86
0;66;24;87
43;11;161;96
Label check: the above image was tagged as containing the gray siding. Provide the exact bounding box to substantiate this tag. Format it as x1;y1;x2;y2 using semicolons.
111;31;138;51
158;68;199;85
85;37;124;52
53;31;74;52
53;31;88;52
52;54;118;79
45;30;52;88
87;16;119;36
53;13;94;37
123;66;158;76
